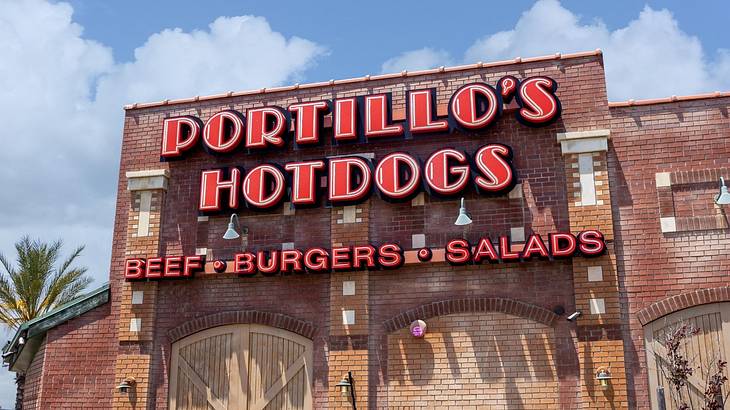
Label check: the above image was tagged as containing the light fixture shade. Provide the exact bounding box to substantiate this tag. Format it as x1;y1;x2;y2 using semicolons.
223;222;240;240
716;178;730;205
454;197;473;226
335;377;352;394
223;214;241;240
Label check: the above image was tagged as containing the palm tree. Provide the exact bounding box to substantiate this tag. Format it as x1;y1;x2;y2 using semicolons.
0;236;92;329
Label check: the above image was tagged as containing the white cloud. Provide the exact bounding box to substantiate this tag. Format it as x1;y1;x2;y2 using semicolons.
0;1;325;407
386;0;730;100
95;15;325;106
380;47;452;74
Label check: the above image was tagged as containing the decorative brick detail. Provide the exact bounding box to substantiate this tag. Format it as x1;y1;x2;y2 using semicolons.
118;282;157;342
166;310;316;342
563;151;614;238
656;167;730;233
330;270;369;336
636;286;730;325
382;297;558;332
572;245;620;326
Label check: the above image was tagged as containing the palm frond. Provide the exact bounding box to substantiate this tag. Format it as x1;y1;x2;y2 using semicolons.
0;238;91;329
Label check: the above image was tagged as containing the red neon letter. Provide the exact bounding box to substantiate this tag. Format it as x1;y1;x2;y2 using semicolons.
163;256;182;278
375;152;421;200
304;248;329;272
184;256;204;277
446;239;470;265
124;258;145;280
285;161;325;206
329;157;372;203
364;94;403;139
334;98;358;141
521;234;549;259
378;243;404;268
234;253;256;275
516;77;561;126
202;110;244;153
199;168;241;212
424;149;470;196
472;238;498;263
161;116;201;158
246;107;287;149
289;101;329;145
449;83;500;130
549;233;577;258
578;230;606;256
242;165;285;209
408;89;448;134
473;144;514;193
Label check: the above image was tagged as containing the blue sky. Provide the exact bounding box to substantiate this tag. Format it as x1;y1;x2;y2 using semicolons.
0;0;728;406
66;0;730;83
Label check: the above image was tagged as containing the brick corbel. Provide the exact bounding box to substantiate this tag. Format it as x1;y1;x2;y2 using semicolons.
556;129;610;155
126;169;170;191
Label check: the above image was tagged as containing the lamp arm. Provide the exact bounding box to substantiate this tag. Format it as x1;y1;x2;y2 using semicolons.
348;371;357;410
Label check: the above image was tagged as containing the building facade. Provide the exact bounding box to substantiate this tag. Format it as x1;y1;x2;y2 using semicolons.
5;50;730;409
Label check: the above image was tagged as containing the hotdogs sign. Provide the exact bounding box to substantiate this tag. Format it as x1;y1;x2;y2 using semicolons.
124;75;607;280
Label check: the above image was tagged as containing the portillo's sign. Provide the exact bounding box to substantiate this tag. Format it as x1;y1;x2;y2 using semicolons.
124;75;609;281
159;76;561;210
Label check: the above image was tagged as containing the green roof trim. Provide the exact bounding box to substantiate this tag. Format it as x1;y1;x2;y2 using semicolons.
2;282;110;372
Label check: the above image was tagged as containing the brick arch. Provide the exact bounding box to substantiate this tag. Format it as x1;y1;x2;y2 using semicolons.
167;310;316;342
637;286;730;326
383;297;559;332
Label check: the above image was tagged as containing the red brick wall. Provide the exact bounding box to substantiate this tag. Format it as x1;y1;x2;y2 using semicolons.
21;337;46;409
33;303;116;409
608;97;730;409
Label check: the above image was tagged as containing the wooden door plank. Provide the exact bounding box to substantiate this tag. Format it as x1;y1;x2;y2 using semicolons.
177;354;227;410
250;355;307;410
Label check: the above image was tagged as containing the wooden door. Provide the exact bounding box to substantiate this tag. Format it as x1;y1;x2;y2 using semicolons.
645;303;730;410
170;324;313;410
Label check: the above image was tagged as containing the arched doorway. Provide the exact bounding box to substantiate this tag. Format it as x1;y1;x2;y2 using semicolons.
169;324;313;410
644;302;730;409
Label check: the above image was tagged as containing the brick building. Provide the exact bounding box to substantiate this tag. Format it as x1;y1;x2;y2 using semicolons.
3;50;729;409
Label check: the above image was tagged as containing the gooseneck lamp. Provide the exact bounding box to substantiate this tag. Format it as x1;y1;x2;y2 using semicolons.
715;177;730;205
335;371;356;409
454;197;473;226
223;214;241;240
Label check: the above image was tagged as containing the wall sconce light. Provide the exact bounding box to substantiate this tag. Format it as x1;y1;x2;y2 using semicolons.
715;177;730;205
596;368;612;390
335;371;357;409
454;197;473;226
116;377;136;394
566;311;582;322
223;214;248;240
410;320;427;338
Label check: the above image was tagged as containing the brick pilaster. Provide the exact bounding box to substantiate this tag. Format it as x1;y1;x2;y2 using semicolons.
557;130;628;409
114;169;169;409
329;202;370;409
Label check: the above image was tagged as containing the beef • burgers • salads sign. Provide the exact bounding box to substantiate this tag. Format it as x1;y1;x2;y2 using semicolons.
124;76;607;281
